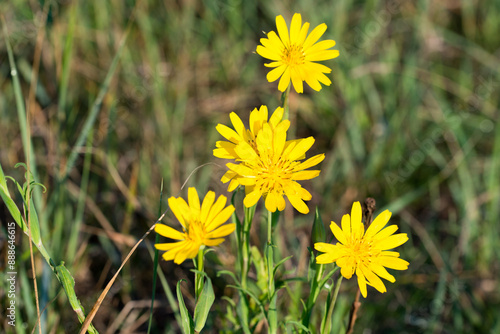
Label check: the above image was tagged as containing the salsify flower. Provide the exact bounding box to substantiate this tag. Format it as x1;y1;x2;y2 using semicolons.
214;106;324;214
314;202;409;297
256;13;339;93
155;187;235;264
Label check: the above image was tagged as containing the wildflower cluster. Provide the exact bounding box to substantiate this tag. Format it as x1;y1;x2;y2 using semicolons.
153;12;409;333
214;105;324;214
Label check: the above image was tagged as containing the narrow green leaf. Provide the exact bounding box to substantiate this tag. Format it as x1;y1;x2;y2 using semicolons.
0;164;23;228
55;263;99;334
176;279;194;334
272;255;293;278
285;320;311;333
194;277;215;332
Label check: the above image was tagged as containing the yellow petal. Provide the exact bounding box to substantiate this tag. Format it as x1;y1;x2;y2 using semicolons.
350;201;364;239
365;210;392;239
341;214;351;239
188;187;200;213
168;197;188;228
256;45;281;61
285;190;309;214
204;238;225;246
292;170;320;180
316;252;336;264
269;107;284;128
356;267;368;298
303;23;327;50
375;233;409;250
155;242;181;251
290;67;304;93
206;205;235;231
297;21;310;45
306;49;339;62
314;242;336;253
293;154;325;171
234;142;258;160
369;263;396;283
276;193;286;211
230;112;246;139
306;61;333;74
267;31;285;53
155;224;185;240
340;262;355;279
289;13;302;43
228;179;239;192
206;195;227;226
227;163;255;177
329;221;348;245
207;223;236;239
360;263;387;293
244;188;261;208
372;225;399;241
276;15;290;47
265;192;278;212
287;136;314;161
278;67;291;92
216;124;242;144
200;191;216;223
304;39;336;53
213;141;237;159
304;74;322;91
376;256;409;270
273;123;287;156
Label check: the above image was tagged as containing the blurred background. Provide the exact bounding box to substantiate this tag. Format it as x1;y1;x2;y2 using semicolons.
0;0;499;333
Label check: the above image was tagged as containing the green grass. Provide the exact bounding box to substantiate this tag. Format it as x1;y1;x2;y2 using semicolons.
1;0;499;333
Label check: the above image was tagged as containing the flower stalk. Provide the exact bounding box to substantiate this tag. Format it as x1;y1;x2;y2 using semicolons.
195;247;205;301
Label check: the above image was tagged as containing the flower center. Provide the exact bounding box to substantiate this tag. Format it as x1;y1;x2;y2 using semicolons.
348;237;373;266
256;158;293;194
282;44;305;67
186;220;205;244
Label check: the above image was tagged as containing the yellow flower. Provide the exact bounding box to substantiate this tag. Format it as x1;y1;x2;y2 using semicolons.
155;187;236;264
314;202;409;298
214;106;324;214
256;13;339;93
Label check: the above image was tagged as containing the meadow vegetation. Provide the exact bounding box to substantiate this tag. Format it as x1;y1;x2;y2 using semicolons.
0;0;499;333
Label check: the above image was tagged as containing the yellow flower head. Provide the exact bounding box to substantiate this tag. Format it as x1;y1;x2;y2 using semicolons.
155;187;235;264
314;202;409;298
256;13;339;93
214;106;324;214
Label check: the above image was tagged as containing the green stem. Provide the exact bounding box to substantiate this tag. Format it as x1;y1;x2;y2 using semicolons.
321;275;343;334
195;247;205;301
266;210;274;299
241;206;254;289
301;263;325;330
281;84;291;121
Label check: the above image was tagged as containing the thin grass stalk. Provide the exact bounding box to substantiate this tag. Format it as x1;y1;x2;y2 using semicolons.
20;2;51;329
68;129;93;262
59;22;131;182
1;16;42;210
